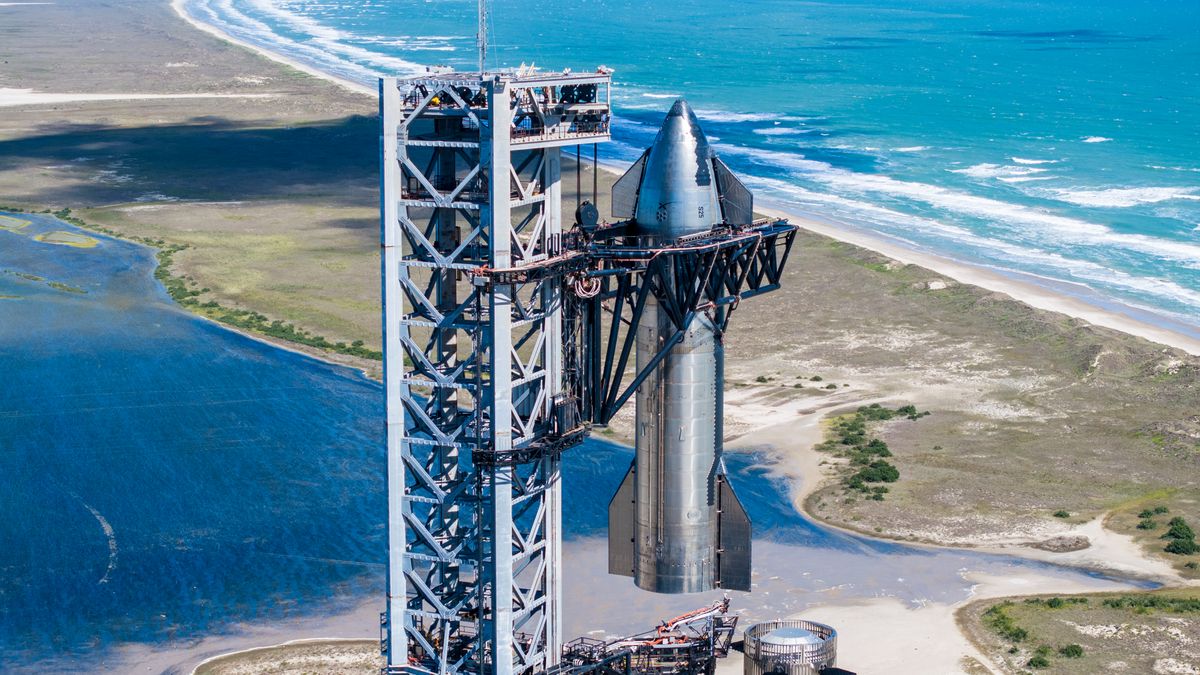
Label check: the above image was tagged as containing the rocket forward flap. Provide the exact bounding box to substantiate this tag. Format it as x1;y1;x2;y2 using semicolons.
607;462;636;578
713;157;753;226
612;149;648;219
715;472;751;592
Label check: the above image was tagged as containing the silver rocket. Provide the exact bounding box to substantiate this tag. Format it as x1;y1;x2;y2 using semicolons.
607;100;753;594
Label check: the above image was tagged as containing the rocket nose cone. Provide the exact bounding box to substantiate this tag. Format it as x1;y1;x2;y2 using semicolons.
656;99;709;156
667;98;692;118
664;100;705;141
633;99;720;238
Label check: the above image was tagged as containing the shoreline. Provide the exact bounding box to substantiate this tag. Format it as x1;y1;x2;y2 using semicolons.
169;0;1200;359
758;204;1200;357
0;206;386;381
169;0;376;98
190;637;377;674
592;154;1200;357
725;394;1187;588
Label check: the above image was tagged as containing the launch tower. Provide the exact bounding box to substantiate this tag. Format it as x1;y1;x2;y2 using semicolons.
380;69;796;675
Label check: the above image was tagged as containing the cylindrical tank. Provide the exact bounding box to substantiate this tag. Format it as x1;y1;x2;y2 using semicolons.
743;620;838;675
633;297;723;593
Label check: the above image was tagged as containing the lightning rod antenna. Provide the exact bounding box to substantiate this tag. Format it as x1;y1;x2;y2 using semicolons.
477;0;487;75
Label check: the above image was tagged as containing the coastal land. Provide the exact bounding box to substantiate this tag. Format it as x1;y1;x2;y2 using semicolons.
1;1;1197;673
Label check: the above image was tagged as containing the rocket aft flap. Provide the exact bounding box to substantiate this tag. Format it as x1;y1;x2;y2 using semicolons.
606;99;753;594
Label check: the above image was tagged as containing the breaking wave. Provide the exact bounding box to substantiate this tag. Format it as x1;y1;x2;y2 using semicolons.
1047;186;1200;208
179;0;425;85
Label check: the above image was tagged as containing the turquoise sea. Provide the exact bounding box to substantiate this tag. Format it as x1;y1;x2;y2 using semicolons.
182;0;1200;338
0;214;1146;672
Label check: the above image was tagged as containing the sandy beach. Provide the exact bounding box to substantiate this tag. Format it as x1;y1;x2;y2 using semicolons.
759;206;1200;357
168;0;376;98
715;394;1185;675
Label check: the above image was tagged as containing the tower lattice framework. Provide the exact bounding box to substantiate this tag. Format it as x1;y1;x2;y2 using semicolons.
380;71;612;675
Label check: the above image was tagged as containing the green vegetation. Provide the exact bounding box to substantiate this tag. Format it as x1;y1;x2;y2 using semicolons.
52;209;383;361
1100;595;1200;613
1160;516;1197;556
1024;597;1088;609
1165;517;1195;541
1053;510;1070;518
1165;538;1199;555
1059;644;1084;658
1110;500;1199;577
4;269;85;294
981;598;1101;670
46;281;86;294
982;602;1028;642
815;404;929;501
966;588;1200;674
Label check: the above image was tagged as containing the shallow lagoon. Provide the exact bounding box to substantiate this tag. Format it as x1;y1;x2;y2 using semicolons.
0;214;1141;672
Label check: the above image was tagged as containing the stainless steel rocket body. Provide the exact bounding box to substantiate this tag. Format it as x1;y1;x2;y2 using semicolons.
608;98;752;594
633;301;723;593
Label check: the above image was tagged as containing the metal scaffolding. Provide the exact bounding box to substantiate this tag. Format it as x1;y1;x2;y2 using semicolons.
380;70;613;675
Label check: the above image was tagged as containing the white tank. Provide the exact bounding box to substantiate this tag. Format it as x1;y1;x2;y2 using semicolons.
743;620;838;675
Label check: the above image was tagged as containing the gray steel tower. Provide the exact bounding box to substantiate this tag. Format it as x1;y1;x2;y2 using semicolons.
380;70;612;675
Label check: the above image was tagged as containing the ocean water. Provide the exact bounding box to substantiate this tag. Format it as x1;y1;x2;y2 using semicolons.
0;214;1147;671
182;0;1200;338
